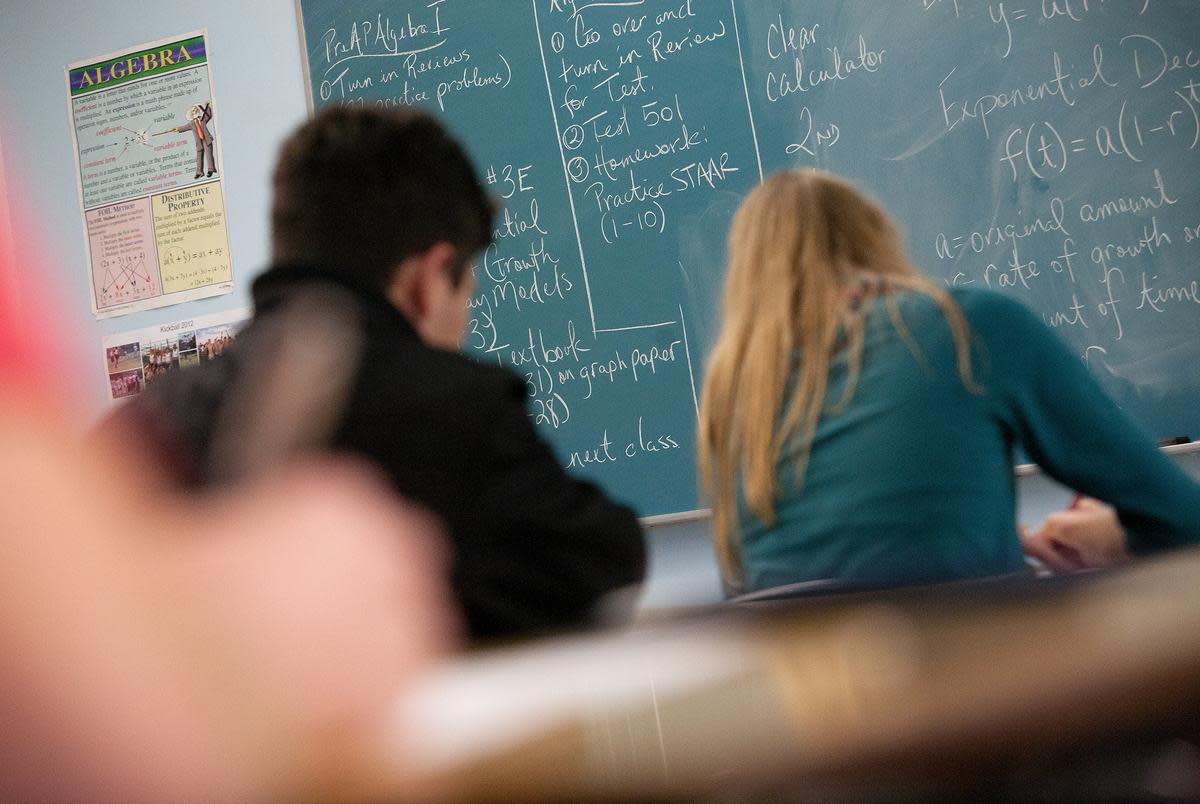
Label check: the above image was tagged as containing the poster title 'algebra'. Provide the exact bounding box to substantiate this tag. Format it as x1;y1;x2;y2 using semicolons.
73;45;197;93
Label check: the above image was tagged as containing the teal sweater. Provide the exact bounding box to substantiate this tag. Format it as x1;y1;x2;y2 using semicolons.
737;288;1200;592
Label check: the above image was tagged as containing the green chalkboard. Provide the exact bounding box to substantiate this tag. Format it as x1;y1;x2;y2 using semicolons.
297;0;1200;518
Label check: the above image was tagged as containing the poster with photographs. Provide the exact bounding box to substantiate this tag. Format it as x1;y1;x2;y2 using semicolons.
102;308;248;401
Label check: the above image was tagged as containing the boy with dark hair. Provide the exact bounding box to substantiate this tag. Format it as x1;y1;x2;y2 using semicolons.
119;105;645;640
270;105;491;296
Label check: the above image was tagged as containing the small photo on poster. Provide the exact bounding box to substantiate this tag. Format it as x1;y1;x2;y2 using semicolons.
142;337;183;386
197;322;236;361
109;369;144;399
105;342;142;374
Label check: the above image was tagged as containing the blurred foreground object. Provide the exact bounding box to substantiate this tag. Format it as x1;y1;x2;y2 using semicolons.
394;554;1200;801
0;404;458;801
0;196;458;801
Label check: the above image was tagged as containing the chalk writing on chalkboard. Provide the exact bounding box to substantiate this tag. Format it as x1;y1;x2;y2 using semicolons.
298;1;1200;518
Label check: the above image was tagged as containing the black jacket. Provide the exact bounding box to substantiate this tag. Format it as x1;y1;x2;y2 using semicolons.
123;263;646;640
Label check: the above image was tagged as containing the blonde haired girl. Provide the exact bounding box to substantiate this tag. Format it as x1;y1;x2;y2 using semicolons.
699;170;1200;593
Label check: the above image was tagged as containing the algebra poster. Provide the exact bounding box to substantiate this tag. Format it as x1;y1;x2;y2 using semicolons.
67;31;234;318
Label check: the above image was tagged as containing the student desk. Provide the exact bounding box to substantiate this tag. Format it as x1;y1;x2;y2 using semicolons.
389;549;1200;800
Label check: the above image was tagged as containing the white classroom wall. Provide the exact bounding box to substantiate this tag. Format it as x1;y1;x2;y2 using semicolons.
0;129;14;299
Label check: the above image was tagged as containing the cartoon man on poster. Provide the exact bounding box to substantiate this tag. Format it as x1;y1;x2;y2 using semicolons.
158;101;216;180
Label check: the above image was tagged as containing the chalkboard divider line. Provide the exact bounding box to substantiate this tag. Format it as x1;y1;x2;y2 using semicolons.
680;303;699;418
595;321;677;333
532;0;600;337
642;508;712;527
730;0;765;183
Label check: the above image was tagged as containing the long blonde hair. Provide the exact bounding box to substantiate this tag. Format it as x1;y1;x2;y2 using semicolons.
698;170;977;590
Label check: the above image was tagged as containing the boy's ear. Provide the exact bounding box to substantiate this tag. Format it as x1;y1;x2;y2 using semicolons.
422;242;460;284
386;242;460;323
